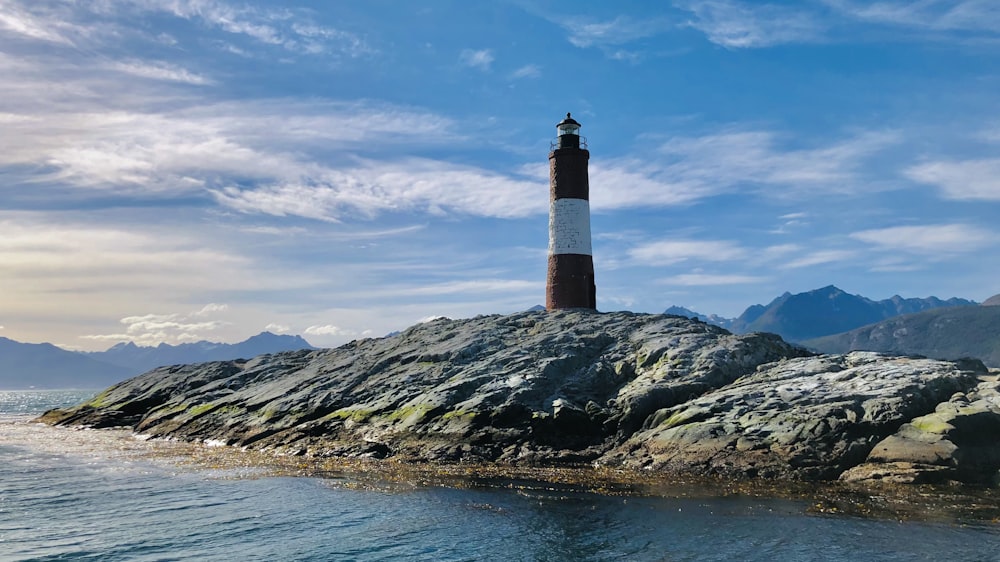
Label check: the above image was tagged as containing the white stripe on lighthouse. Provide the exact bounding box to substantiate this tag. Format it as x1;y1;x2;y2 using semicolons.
548;198;592;255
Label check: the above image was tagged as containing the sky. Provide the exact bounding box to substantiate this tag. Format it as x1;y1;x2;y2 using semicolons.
1;0;999;351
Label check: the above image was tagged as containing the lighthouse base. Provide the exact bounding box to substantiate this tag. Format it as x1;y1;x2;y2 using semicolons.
546;253;596;310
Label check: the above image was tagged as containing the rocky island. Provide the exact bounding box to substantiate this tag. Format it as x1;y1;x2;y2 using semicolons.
40;311;1000;487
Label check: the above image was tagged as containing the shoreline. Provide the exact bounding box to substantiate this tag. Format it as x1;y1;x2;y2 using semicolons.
20;417;1000;525
176;443;1000;524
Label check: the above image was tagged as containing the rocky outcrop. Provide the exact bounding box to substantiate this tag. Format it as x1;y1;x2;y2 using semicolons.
842;374;1000;485
605;353;983;481
40;311;999;485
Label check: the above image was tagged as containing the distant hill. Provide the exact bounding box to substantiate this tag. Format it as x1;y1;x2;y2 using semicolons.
0;332;316;390
727;285;975;341
86;332;316;374
803;304;1000;368
0;337;132;390
662;306;735;330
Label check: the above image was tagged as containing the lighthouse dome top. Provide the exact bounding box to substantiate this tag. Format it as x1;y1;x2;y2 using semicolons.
556;112;581;136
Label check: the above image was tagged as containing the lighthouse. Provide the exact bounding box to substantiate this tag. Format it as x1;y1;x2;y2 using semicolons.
546;113;596;310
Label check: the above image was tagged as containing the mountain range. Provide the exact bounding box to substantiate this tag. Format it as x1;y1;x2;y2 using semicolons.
0;332;315;390
665;285;977;342
85;332;315;375
0;337;134;390
804;300;1000;368
3;285;994;388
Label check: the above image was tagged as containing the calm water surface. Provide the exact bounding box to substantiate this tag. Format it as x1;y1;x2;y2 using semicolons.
2;390;999;561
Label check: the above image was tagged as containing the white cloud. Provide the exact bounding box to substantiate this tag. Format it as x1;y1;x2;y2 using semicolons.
119;0;372;56
195;303;229;316
109;60;212;85
0;0;372;57
560;15;670;47
212;158;546;220
659;273;767;285
460;49;494;70
761;244;803;259
304;324;355;336
396;279;541;297
0;78;481;208
850;224;994;254
0;37;901;221
822;0;1000;34
629;240;746;264
587;161;710;209
780;249;856;269
660;129;896;189
510;64;541;79
0;2;79;44
905;159;1000;201
868;257;925;272
264;323;290;333
81;304;232;346
676;0;826;48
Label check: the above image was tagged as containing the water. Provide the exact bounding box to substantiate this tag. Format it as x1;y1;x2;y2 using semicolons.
2;391;1000;561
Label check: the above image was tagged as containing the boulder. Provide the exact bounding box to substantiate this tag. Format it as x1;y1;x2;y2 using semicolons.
841;375;1000;484
602;352;983;480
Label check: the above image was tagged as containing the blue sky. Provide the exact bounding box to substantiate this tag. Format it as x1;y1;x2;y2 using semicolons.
1;0;998;351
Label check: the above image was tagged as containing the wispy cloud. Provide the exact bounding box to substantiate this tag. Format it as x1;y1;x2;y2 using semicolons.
675;0;826;48
122;0;372;56
0;218;244;279
611;128;899;205
523;128;896;212
460;48;494;70
304;324;356;336
905;159;1000;201
510;64;541;79
0;2;78;44
822;0;1000;34
0;62;483;210
212;158;545;221
851;224;994;254
80;304;231;345
629;239;746;264
560;15;671;48
1;0;373;57
109;60;213;85
780;249;856;269
658;273;767;285
394;279;541;297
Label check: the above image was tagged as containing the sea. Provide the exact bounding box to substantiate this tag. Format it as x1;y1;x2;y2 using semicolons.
2;390;1000;561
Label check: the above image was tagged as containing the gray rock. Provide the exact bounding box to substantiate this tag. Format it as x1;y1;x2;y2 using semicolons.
841;374;1000;485
41;311;805;461
601;352;983;480
39;311;998;486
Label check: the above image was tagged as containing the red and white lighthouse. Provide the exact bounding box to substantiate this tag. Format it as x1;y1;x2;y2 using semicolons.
546;113;596;310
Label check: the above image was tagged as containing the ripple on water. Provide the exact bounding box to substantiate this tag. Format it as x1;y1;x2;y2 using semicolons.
2;393;1000;560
